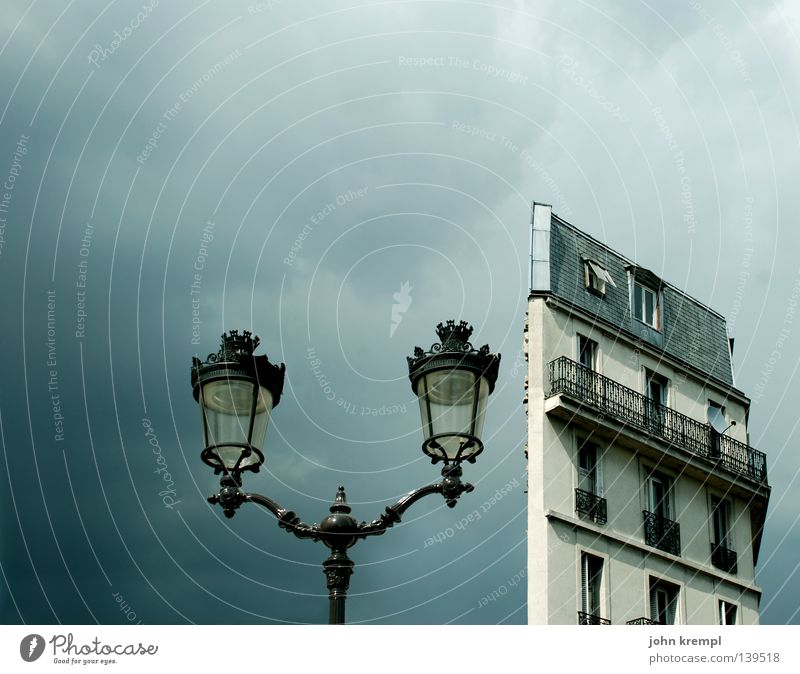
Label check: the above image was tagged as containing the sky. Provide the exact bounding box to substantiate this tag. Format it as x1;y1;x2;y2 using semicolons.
0;0;798;626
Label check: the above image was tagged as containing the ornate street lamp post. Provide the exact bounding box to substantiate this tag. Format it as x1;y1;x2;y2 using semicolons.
191;321;500;624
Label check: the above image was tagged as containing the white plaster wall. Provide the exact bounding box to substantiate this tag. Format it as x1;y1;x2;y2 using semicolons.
526;296;763;625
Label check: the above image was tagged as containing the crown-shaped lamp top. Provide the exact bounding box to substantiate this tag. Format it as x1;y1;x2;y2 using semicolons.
435;320;473;349
219;329;260;360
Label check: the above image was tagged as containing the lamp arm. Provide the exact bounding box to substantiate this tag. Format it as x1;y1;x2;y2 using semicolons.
209;465;474;541
357;465;474;538
244;492;320;540
207;475;320;540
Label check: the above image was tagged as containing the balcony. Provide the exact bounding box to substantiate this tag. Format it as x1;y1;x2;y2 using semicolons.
643;510;681;556
578;611;611;625
575;488;607;524
711;543;738;574
547;357;768;483
626;617;660;625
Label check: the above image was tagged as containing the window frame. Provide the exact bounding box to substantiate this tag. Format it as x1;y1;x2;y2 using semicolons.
632;280;661;330
646;470;673;520
649;577;680;625
580;552;604;618
718;599;738;625
583;258;616;297
577;333;598;371
645;369;669;407
644;368;669;432
577;436;603;496
711;495;732;548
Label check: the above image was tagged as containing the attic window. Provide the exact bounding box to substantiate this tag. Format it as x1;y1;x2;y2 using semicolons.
633;281;661;330
626;265;665;333
583;258;616;296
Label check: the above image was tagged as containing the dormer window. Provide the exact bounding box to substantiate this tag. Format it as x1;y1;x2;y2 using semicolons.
626;265;665;336
583;258;616;297
633;281;660;329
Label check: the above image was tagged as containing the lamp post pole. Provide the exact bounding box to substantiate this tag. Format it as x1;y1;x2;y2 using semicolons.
192;321;500;624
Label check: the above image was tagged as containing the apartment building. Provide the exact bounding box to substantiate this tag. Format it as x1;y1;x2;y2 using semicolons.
524;203;770;625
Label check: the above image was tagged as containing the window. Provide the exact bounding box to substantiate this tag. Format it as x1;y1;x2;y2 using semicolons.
649;578;679;625
645;370;668;432
583;259;616;296
647;472;671;519
710;496;738;572
576;437;607;523
711;496;731;548
719;600;738;625
644;470;680;554
578;438;601;495
576;335;603;405
646;370;667;405
633;281;660;329
581;553;604;618
708;400;727;458
577;334;598;371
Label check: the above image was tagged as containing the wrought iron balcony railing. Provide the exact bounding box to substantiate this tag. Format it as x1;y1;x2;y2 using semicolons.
575;488;607;524
643;510;681;556
547;357;768;483
626;617;660;625
711;543;738;574
578;611;611;625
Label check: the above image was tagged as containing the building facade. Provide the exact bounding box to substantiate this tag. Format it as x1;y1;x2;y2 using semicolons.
524;203;770;625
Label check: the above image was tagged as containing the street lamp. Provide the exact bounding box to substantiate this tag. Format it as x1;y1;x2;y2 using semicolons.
408;320;496;465
191;321;500;624
191;330;284;475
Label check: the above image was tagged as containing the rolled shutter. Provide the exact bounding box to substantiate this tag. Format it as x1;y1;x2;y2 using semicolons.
595;449;604;497
581;554;588;613
649;583;658;622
